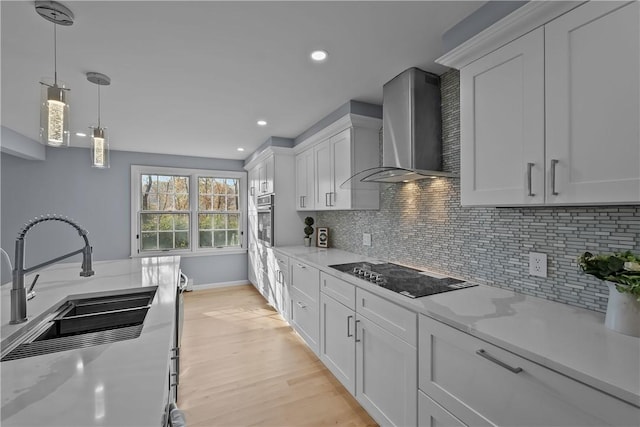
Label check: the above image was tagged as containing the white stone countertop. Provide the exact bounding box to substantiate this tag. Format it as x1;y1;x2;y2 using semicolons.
1;257;180;427
276;245;640;408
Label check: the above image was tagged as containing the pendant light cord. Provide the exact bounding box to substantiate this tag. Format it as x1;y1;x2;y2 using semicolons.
53;21;58;85
97;84;101;128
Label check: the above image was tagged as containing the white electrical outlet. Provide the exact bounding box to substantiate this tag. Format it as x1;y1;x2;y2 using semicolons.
363;233;372;246
529;252;547;278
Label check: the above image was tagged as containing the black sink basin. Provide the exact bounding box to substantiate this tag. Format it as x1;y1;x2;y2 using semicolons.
34;288;157;340
1;287;158;362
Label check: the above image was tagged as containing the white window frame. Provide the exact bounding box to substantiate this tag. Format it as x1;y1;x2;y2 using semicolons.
131;165;247;257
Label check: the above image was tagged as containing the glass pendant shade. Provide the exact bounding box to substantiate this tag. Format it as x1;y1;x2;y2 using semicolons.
90;127;109;168
40;83;70;147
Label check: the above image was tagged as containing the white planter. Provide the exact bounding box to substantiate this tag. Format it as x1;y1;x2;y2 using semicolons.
303;237;312;247
605;281;640;337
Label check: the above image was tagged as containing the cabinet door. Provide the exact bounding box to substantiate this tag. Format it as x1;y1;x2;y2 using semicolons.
247;239;258;287
320;294;356;394
356;314;417;427
264;155;274;194
274;252;290;321
330;128;352;210
460;27;544;206
314;139;332;210
248;167;259;213
295;150;315;210
545;1;640;204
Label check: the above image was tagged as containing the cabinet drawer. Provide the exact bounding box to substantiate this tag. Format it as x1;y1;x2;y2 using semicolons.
419;390;467;427
356;288;416;346
291;261;319;303
419;315;640;427
291;288;319;354
273;250;289;270
320;272;355;310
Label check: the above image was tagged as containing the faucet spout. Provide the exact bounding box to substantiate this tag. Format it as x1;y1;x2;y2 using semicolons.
10;215;95;324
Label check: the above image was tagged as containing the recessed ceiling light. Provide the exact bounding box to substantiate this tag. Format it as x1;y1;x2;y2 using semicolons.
237;147;245;152
257;120;267;126
75;132;86;137
310;50;328;62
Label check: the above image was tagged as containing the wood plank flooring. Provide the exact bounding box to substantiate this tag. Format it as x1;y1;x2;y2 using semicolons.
179;284;378;427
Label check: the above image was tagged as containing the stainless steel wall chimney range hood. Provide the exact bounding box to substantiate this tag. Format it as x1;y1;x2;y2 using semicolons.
349;67;457;184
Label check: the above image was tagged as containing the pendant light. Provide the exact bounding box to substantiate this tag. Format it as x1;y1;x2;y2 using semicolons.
87;72;111;169
36;1;74;147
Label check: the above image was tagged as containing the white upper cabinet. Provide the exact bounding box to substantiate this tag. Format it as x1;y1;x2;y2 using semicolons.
460;27;545;206
457;0;640;206
295;149;314;210
545;1;640;204
257;155;274;195
294;113;381;211
314;128;352;210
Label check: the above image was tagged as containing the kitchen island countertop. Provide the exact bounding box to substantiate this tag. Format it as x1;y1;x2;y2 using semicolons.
1;257;180;427
277;245;640;409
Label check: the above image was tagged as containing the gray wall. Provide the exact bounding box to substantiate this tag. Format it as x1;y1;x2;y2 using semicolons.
317;70;640;314
1;145;247;286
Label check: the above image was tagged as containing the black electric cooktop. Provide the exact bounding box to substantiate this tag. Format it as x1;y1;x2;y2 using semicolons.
328;262;477;298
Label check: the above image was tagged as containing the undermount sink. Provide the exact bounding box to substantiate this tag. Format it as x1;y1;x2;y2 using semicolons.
1;287;157;362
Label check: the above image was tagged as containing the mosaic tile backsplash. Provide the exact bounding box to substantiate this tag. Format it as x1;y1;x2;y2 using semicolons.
317;70;640;313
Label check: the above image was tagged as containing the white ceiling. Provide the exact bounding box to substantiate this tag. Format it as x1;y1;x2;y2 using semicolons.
1;1;483;161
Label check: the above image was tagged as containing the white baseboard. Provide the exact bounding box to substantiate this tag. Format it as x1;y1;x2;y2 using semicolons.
188;280;251;291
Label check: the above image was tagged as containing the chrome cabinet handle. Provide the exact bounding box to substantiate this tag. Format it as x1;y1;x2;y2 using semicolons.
299;196;304;208
296;263;306;269
347;315;353;337
355;319;361;342
328;192;334;207
250;187;255;196
550;159;559;196
296;301;307;309
527;163;535;197
325;192;330;207
476;349;523;374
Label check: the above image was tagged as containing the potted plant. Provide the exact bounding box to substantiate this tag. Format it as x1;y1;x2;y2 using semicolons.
303;217;314;247
578;251;640;337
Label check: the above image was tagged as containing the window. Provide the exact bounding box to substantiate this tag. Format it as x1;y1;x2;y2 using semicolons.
131;165;246;256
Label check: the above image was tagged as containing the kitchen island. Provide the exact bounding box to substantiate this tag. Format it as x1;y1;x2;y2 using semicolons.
1;257;180;427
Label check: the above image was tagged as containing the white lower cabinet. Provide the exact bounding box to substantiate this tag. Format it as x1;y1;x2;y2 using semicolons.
418;315;640;427
356;313;417;427
419;390;466;427
273;251;290;322
320;292;356;394
319;273;417;427
290;261;320;353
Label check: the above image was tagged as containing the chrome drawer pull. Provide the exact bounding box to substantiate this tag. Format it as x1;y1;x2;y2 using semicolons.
347;315;353;337
476;349;523;374
296;301;307;309
355;319;361;342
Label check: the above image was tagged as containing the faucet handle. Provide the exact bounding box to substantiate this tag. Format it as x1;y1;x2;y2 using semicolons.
26;274;39;301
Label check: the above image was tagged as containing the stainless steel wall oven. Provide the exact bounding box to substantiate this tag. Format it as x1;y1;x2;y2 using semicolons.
257;194;274;247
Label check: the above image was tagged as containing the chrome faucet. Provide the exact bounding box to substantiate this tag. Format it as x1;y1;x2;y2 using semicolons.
10;215;94;324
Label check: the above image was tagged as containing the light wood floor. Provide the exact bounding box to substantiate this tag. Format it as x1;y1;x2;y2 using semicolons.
178;284;378;427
